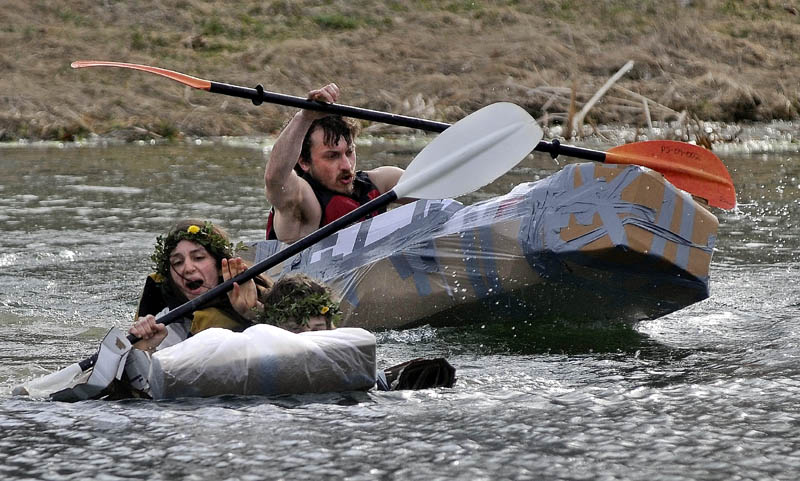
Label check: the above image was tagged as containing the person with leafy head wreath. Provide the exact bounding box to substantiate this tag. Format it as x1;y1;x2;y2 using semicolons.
256;273;342;333
129;219;272;353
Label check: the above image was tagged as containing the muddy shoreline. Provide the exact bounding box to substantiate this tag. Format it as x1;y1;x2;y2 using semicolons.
3;1;800;144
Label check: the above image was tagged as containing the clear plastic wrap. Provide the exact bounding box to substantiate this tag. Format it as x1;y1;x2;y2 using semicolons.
149;325;376;399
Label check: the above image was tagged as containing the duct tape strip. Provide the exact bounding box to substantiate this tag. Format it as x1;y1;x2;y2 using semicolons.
676;192;697;270
650;185;677;258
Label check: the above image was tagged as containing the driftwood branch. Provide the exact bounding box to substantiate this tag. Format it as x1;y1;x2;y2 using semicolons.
571;60;634;137
507;69;684;133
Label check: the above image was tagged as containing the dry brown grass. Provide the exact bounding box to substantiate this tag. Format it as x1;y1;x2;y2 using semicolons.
2;0;800;141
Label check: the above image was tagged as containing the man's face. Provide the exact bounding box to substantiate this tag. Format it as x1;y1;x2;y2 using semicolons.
300;127;356;195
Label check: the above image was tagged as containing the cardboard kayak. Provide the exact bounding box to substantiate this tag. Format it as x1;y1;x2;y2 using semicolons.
249;162;718;329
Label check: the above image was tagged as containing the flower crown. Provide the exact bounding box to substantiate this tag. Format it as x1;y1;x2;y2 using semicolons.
150;221;237;278
255;286;342;329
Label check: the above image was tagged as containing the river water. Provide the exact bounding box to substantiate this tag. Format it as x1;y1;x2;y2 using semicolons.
1;134;799;480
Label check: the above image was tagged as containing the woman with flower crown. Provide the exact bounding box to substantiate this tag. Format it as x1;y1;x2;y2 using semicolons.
128;219;272;353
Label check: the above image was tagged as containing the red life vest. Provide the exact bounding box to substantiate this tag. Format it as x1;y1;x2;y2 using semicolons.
266;171;384;240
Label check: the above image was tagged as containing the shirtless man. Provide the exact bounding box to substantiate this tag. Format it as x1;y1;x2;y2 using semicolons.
264;83;404;242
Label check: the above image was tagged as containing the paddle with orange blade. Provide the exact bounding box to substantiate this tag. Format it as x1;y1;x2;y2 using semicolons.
534;138;736;210
71;60;737;209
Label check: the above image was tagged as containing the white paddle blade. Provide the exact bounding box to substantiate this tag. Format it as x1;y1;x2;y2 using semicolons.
394;102;542;200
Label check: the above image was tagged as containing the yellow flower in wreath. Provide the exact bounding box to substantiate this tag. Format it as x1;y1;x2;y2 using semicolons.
320;305;330;315
187;225;201;234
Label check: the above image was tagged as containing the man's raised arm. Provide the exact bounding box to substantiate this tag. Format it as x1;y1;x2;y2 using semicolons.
264;83;341;211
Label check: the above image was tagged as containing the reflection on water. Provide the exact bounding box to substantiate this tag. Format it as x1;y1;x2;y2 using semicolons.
1;138;800;480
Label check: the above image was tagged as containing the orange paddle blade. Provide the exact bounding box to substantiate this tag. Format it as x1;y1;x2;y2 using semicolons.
71;61;212;90
605;140;736;210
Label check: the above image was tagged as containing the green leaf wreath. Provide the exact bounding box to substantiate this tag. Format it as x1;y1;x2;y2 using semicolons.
150;221;243;278
255;282;342;329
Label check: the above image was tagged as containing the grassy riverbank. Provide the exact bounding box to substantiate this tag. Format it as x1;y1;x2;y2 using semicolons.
3;0;800;142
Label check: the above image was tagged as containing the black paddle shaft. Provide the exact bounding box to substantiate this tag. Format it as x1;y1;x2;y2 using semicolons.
79;189;400;371
209;82;607;163
211;82;451;132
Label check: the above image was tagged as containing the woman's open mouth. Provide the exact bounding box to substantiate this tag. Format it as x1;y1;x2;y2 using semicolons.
186;279;204;290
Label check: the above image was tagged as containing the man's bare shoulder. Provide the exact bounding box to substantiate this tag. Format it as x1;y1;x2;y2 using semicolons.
269;176;323;242
266;168;308;208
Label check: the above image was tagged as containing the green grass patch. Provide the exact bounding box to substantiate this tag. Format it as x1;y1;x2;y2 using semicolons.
540;0;578;21
445;0;482;14
130;31;174;52
386;0;409;12
149;120;180;140
56;7;91;27
313;13;360;30
130;31;147;51
202;17;227;36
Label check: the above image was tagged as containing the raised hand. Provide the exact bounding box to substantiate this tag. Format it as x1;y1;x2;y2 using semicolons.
223;257;262;319
307;83;340;104
294;82;341;124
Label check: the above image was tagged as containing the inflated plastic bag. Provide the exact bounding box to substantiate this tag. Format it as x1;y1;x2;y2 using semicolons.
148;325;376;399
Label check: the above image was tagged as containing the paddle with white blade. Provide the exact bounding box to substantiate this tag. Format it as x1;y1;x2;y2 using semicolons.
14;101;542;400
